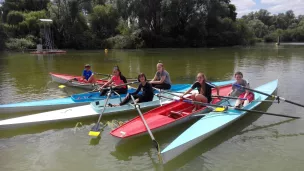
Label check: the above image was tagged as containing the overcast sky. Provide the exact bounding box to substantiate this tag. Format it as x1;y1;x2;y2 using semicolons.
231;0;304;17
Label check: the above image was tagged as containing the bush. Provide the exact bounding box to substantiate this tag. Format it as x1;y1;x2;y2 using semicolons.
0;24;7;50
7;11;24;25
104;31;145;49
5;38;35;51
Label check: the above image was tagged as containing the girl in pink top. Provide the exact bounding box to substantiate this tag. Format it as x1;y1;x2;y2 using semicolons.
99;66;128;96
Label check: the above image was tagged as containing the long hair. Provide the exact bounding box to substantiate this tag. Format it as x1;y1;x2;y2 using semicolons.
113;65;122;76
197;72;206;94
157;62;164;72
137;73;147;82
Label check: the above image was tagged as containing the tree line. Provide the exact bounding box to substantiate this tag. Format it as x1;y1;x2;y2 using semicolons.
0;0;303;51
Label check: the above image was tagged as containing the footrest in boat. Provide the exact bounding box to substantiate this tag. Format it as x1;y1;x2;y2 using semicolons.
169;111;184;119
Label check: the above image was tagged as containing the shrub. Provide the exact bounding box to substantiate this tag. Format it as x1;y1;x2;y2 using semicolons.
5;38;35;51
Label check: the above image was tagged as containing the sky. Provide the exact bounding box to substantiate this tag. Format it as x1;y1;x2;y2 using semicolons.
231;0;304;17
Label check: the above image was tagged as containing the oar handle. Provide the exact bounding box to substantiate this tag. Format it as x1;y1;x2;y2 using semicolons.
234;83;304;108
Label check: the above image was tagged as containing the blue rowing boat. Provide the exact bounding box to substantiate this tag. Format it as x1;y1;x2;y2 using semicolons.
161;79;278;164
0;84;191;114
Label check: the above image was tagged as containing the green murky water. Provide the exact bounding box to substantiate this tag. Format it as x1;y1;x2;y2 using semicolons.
1;43;304;171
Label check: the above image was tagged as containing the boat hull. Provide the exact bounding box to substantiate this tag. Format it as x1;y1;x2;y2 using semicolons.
161;79;278;164
0;81;234;129
110;84;233;141
50;72;107;90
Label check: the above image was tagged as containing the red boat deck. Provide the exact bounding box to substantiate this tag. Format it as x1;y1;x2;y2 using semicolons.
110;84;232;139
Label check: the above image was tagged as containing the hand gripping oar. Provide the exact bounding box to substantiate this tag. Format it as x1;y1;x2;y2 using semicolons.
88;87;113;137
157;95;300;119
234;83;304;108
130;95;163;164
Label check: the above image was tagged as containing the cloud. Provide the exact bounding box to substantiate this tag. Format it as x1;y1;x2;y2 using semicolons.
230;0;257;17
261;0;304;15
231;0;304;17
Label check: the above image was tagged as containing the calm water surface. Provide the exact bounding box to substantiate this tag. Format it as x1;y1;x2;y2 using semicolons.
1;43;304;171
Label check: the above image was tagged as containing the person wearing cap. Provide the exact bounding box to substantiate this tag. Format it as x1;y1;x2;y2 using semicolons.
81;64;96;83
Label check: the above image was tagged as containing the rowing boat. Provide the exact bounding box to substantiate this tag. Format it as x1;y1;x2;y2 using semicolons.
50;72;108;90
0;81;234;129
110;84;232;141
0;87;135;114
0;84;194;114
160;79;278;164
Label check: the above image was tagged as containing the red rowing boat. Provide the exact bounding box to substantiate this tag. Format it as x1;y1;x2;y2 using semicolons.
110;84;232;140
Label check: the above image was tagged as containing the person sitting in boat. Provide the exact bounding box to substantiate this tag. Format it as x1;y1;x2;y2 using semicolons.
80;64;96;83
227;71;254;108
109;73;154;107
99;66;128;96
180;73;220;111
150;62;172;90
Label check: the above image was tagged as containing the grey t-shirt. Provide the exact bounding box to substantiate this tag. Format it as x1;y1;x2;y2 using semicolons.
231;79;249;96
156;70;172;84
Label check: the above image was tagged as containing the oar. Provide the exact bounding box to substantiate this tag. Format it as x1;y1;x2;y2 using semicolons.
212;95;279;103
157;95;300;119
234;83;304;108
193;107;300;119
130;95;163;163
88;88;113;137
94;72;112;77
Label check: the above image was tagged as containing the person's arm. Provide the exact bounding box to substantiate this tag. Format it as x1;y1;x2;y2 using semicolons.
244;82;250;98
180;88;193;99
207;82;219;96
150;73;159;84
131;84;141;95
82;70;86;79
100;77;113;89
151;72;166;84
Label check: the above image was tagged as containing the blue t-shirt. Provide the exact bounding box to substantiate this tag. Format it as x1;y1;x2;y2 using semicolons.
82;70;92;80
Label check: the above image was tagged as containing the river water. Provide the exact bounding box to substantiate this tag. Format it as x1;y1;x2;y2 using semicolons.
0;43;304;171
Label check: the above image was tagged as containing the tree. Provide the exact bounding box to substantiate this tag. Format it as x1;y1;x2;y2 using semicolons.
90;4;119;39
247;19;268;38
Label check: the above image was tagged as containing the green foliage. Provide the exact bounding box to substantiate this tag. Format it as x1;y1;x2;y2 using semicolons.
5;37;35;51
2;0;304;50
7;11;24;25
90;4;119;39
116;19;132;36
0;24;7;50
247;19;268;38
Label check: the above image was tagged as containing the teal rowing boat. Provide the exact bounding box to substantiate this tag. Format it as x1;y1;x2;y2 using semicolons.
0;84;190;114
161;79;278;163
